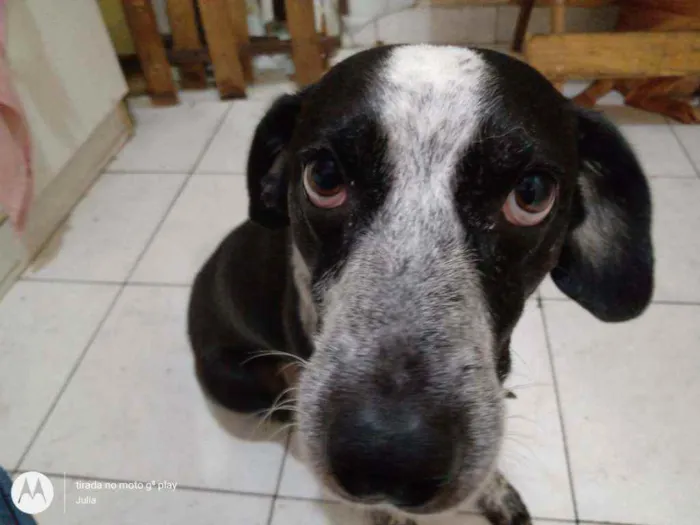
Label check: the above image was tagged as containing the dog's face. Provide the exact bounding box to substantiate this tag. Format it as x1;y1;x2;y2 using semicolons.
246;45;654;514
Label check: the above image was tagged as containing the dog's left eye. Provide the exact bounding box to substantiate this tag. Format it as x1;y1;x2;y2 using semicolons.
503;174;557;226
303;157;347;208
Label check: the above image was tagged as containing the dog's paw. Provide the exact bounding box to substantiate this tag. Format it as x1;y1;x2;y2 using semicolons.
369;511;417;525
477;472;532;525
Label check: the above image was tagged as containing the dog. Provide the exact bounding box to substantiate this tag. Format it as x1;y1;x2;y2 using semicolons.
188;45;654;525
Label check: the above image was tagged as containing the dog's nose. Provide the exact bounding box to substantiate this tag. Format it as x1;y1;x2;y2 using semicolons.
327;405;453;507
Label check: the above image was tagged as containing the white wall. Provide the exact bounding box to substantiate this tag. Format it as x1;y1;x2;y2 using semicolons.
342;0;618;47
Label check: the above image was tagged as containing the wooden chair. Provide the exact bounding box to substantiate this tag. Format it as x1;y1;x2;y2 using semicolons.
514;0;700;122
121;0;337;104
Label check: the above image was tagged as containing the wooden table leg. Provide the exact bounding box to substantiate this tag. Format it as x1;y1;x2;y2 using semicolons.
284;0;325;87
122;0;179;105
227;0;255;84
197;0;247;99
166;0;207;89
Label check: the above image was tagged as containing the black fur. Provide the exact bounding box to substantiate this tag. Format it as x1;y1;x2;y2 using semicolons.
187;45;654;524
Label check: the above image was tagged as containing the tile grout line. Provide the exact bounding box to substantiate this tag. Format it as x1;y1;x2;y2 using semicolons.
103;169;192;176
19;276;191;288
17;278;700;309
668;124;700;180
540;295;700;307
13;103;236;471
536;297;581;523
265;431;293;525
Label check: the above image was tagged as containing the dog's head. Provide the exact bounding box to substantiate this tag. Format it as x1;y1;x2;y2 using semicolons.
246;45;653;514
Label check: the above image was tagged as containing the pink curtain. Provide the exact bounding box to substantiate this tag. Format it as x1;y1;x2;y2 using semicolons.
0;0;32;234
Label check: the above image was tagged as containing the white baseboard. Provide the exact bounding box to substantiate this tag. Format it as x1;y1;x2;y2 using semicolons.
0;103;133;299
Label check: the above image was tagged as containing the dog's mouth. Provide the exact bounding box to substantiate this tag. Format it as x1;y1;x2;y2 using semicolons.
293;411;502;517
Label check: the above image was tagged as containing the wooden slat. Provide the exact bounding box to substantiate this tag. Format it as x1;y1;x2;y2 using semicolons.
161;35;341;64
166;0;207;89
227;0;254;83
197;0;247;99
121;0;178;105
526;32;700;80
285;0;325;86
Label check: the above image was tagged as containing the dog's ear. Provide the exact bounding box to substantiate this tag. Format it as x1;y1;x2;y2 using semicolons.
551;107;654;322
247;92;305;228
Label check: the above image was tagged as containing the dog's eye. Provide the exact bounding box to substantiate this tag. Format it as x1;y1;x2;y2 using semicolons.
303;157;347;208
503;174;557;226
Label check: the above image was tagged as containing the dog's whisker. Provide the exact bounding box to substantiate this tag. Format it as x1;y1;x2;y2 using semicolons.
241;349;309;367
267;422;298;441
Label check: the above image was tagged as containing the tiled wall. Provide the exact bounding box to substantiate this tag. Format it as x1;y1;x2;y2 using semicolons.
342;1;619;47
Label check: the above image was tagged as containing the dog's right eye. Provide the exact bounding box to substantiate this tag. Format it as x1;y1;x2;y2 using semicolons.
303;157;347;208
502;174;557;226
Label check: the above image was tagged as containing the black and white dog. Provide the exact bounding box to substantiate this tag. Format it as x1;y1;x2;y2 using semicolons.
188;45;654;525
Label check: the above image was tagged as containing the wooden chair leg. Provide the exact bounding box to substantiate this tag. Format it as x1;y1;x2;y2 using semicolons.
285;0;325;86
550;0;566;91
627;94;700;124
551;0;566;34
122;0;179;105
227;0;255;84
573;79;616;107
166;0;207;89
512;0;536;52
197;0;247;99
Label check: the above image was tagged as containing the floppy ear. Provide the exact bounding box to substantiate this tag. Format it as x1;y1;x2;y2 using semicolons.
551;107;654;322
246;92;304;228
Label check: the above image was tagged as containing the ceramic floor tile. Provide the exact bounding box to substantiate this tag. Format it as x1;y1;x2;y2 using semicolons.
495;304;574;520
21;286;286;494
647;178;700;302
601;105;669;126
131;175;248;285
545;302;700;525
541;177;700;303
0;282;119;467
196;100;271;174
601;106;696;178
107;102;229;173
278;304;574;521
24;173;187;283
620;124;696;178
38;475;271;525
671;124;700;174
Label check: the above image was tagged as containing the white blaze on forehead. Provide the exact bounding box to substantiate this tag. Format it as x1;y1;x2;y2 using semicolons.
372;45;490;252
379;45;488;180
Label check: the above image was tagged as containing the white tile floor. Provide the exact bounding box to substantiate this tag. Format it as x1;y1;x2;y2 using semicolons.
1;73;699;525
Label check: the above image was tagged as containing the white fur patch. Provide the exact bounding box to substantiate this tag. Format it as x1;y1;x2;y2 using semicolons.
374;45;490;257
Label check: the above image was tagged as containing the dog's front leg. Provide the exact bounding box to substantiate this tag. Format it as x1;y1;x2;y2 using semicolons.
476;472;531;525
368;511;416;525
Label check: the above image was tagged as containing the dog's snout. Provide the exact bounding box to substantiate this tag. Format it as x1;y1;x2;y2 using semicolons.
327;404;453;507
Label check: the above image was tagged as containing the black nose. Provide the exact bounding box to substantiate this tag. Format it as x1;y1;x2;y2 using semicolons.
327;405;453;507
